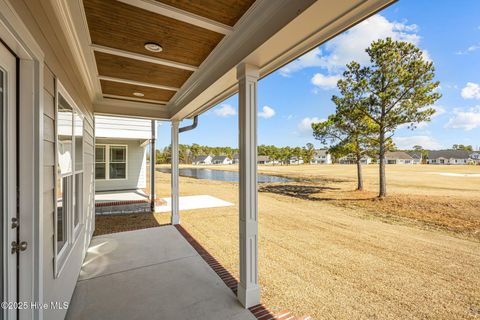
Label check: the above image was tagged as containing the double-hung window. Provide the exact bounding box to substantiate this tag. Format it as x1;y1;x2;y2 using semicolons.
95;145;127;180
55;82;84;276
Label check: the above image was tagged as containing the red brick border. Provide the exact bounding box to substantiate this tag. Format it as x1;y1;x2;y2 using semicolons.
95;199;149;207
95;198;167;207
175;225;311;320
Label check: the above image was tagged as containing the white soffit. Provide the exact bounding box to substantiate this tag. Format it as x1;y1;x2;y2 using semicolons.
170;0;397;120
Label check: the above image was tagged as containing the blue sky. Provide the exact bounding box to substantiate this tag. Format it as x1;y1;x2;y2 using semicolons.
158;0;480;151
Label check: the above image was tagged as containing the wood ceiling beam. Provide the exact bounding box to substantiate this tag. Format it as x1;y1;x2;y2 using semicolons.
98;75;180;92
91;44;198;72
103;94;169;105
117;0;233;35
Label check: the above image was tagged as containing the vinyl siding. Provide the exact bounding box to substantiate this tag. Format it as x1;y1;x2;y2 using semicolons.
95;139;147;191
42;66;96;320
95;115;152;140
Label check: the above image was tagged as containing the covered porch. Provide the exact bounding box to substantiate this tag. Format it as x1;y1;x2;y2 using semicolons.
0;0;410;319
66;226;280;319
49;0;395;316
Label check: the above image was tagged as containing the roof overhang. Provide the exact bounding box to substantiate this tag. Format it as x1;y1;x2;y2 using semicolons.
51;0;396;121
170;0;397;120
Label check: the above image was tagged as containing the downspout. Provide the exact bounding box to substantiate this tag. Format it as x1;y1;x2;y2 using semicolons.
179;115;198;133
150;120;156;211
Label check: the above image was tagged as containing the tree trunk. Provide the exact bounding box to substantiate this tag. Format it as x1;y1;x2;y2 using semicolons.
356;157;363;191
379;130;387;198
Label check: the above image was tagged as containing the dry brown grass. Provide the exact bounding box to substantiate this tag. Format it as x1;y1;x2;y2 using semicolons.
95;165;480;319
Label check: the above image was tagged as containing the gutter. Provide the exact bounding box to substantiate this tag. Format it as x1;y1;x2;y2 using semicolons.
179;115;198;133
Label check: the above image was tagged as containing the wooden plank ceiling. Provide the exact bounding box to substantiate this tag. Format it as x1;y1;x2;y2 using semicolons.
83;0;256;105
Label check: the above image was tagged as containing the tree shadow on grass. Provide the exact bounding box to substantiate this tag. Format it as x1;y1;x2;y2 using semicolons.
259;184;379;202
259;184;341;201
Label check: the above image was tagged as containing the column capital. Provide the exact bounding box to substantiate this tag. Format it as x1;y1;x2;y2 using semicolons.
171;120;180;128
236;63;259;81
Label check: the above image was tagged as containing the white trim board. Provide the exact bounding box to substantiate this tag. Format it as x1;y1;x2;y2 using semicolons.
0;1;45;318
91;44;198;72
117;0;233;35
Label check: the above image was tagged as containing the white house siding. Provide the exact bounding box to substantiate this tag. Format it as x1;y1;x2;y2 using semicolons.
43;68;95;320
95;139;147;192
95;115;152;140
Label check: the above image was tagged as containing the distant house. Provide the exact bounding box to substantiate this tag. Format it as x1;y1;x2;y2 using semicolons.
193;155;213;165
95;115;152;192
212;155;232;165
257;155;272;165
311;149;332;164
384;151;418;164
289;157;304;165
471;152;480;164
406;152;423;164
232;154;240;164
338;154;372;164
427;150;475;165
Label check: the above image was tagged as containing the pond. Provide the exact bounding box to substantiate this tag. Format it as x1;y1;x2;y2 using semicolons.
157;167;297;183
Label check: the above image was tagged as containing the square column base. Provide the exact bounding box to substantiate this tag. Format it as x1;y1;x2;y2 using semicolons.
171;214;180;225
237;283;260;308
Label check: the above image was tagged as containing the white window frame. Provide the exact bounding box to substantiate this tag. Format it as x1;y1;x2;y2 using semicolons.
54;80;84;277
95;144;128;181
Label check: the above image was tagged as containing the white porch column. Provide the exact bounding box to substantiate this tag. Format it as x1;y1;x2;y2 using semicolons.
150;120;156;212
237;63;260;308
171;120;180;225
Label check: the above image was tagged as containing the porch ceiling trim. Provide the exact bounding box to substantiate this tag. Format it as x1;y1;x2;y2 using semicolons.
98;76;180;92
50;0;102;101
116;0;233;35
102;94;169;105
94;98;169;120
90;44;198;72
167;0;317;119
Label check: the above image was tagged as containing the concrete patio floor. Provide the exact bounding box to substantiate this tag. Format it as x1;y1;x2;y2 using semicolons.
66;226;256;320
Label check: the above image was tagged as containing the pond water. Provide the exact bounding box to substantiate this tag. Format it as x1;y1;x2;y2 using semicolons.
157;167;296;183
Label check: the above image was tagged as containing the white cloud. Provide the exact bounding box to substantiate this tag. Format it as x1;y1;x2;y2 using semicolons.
258;106;276;119
311;73;341;90
431;105;447;117
280;15;422;76
214;104;236;117
297;117;325;136
399;105;446;129
279;48;324;76
393;135;442;150
445;106;480;130
461;82;480;99
455;43;480;55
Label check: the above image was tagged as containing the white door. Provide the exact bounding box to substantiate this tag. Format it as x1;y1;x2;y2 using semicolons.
1;41;18;320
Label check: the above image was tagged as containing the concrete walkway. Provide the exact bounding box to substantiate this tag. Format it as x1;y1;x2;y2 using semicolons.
66;226;255;320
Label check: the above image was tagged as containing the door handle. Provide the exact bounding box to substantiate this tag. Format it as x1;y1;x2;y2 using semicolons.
11;241;28;254
11;217;19;229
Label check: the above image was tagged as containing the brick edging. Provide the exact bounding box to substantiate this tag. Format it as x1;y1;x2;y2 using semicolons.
95;199;149;207
175;225;311;320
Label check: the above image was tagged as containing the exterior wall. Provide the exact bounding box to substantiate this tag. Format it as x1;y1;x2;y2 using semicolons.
9;1;96;319
428;158;469;165
95;139;147;192
95;115;152;140
311;154;332;164
43;66;96;320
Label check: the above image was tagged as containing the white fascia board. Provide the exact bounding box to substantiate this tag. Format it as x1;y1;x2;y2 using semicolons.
94;98;169;120
169;0;397;120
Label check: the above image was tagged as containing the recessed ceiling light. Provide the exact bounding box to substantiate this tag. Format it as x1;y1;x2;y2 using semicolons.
133;92;144;97
144;42;163;53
